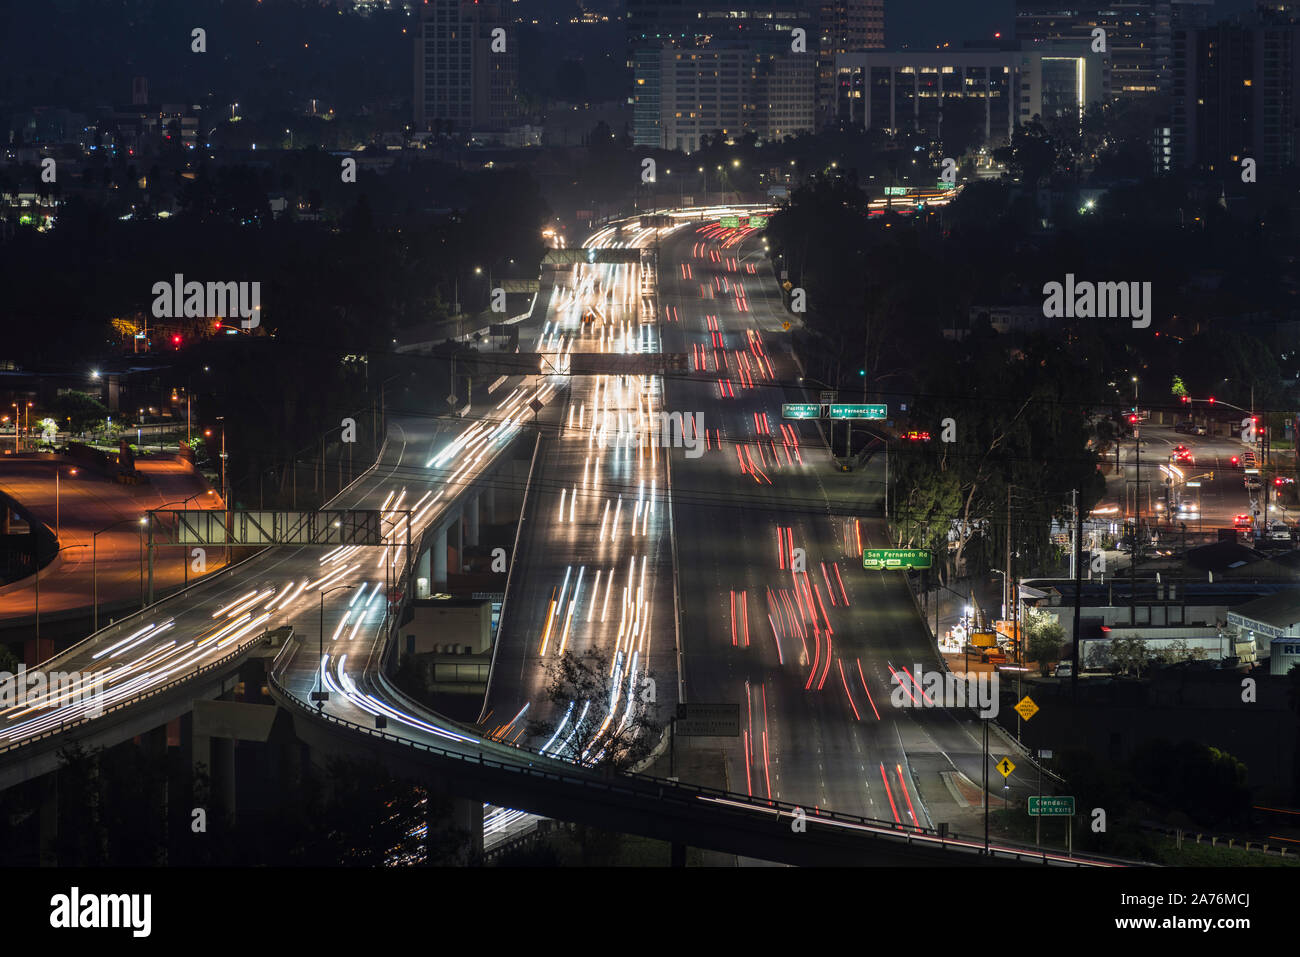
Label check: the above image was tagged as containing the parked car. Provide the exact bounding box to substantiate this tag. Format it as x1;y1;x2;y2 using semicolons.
1174;421;1207;436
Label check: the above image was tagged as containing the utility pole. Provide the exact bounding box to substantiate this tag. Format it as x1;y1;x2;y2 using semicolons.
1131;378;1140;625
1005;486;1012;621
1069;489;1077;580
1072;487;1083;702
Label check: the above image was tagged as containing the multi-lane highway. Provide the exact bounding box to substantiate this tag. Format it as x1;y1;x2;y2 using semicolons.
0;208;1119;863
656;216;1042;826
481;222;678;761
0;379;560;754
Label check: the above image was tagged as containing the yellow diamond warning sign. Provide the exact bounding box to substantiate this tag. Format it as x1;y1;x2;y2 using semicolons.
1014;696;1039;721
996;757;1016;778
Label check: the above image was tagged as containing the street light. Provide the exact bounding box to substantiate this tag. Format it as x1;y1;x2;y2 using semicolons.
55;466;78;538
92;516;148;633
316;584;355;706
152;490;216;592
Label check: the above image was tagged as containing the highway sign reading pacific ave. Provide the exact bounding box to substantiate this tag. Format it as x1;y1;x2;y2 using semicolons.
863;548;932;570
675;703;740;737
782;403;822;419
1028;796;1076;816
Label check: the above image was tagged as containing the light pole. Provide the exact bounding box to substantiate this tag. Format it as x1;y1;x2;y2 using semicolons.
316;583;355;706
92;516;147;633
149;490;216;598
55;466;78;539
799;375;840;460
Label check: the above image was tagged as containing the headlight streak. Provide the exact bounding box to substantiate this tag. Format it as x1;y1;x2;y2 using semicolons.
7;357;568;755
92;622;158;660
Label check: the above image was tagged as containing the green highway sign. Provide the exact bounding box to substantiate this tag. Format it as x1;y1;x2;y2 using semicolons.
1028;796;1076;817
884;186;908;196
830;404;887;419
748;215;768;227
863;548;932;570
782;403;822;419
719;215;741;228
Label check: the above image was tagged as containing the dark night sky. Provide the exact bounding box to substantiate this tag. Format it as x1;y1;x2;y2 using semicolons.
886;0;1259;49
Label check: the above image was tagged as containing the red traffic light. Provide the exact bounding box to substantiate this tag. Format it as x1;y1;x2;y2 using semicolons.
171;334;182;345
1128;414;1138;423
1208;396;1215;403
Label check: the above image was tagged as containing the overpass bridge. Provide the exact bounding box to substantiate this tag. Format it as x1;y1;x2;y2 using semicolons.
266;644;1119;867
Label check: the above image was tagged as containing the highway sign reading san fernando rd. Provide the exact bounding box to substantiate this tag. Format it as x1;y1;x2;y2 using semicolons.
830;404;887;419
863;548;932;570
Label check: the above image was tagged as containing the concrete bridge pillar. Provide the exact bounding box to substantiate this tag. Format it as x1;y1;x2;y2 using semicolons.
416;546;431;599
432;525;448;589
426;794;484;864
465;494;480;548
38;773;57;866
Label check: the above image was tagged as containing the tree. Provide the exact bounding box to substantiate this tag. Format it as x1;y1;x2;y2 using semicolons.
1130;739;1251;828
49;390;108;433
992;121;1059;189
1028;620;1065;676
526;648;662;772
1109;637;1150;677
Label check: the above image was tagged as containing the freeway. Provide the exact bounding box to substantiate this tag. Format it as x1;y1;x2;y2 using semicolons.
480;221;679;759
0;378;560;755
656;217;1044;829
0;207;1124;864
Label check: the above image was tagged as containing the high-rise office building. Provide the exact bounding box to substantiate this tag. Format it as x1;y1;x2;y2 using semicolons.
629;2;816;149
816;0;885;125
1171;14;1300;173
836;44;1109;147
1014;1;1201;98
656;44;815;152
414;0;519;134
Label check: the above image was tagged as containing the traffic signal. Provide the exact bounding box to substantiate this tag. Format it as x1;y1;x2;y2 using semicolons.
1128;414;1138;424
171;334;182;347
1180;395;1190;404
1208;396;1215;404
